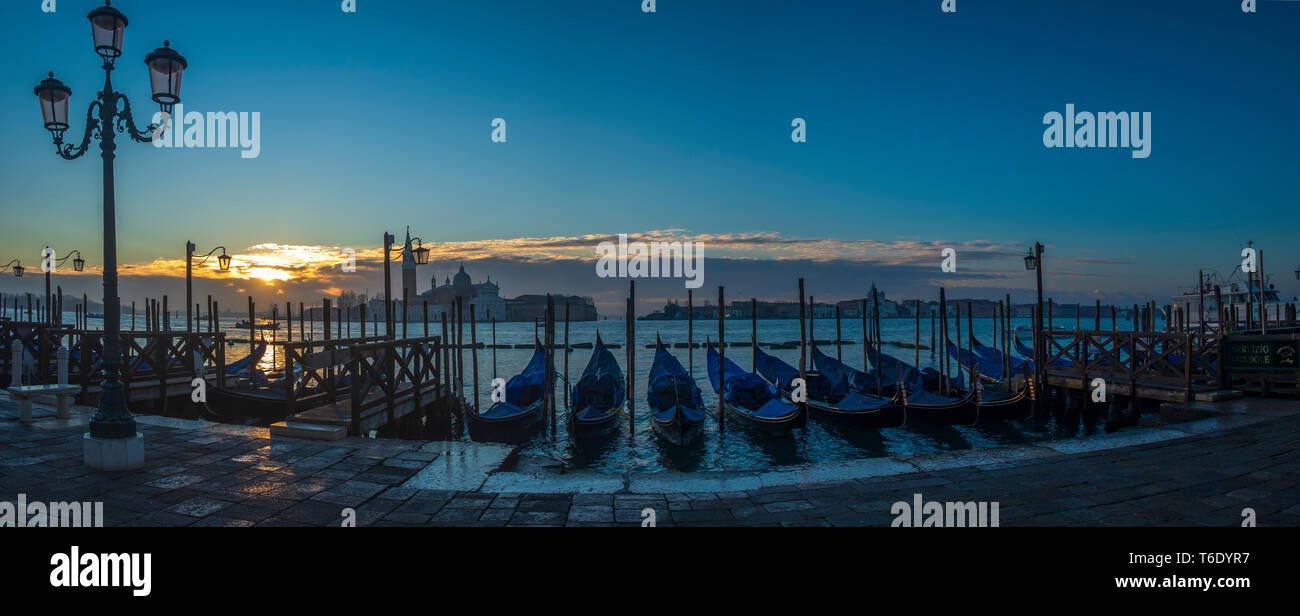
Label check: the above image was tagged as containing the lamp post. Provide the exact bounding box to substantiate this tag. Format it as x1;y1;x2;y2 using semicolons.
185;243;231;331
1023;242;1044;414
34;1;187;468
383;230;429;339
42;248;85;326
1;260;25;279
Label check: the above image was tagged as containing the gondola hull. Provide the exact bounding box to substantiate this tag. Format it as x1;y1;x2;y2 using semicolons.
466;399;546;442
202;384;299;421
651;403;705;446
973;387;1031;421
722;400;806;434
798;395;905;428
900;388;979;425
567;405;622;443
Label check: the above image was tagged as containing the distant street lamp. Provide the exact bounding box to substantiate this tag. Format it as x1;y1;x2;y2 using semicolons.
1293;265;1299;281
185;243;231;331
34;0;188;466
1;260;24;278
42;248;85;325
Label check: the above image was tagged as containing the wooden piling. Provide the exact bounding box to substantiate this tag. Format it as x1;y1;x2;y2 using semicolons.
247;297;255;360
914;299;921;369
751;298;758;370
491;317;497;379
939;288;948;396
628;280;635;429
835;303;843;361
797;280;807;389
563;305;569;411
470;304;479;413
718;285;726;431
687;289;694;376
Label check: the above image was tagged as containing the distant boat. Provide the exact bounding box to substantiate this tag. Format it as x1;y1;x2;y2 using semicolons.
234;320;280;331
86;312;104;319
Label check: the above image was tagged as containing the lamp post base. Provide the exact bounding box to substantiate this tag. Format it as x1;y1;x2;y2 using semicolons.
83;432;145;471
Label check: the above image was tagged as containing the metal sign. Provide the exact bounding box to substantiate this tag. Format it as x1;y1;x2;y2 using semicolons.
1224;338;1300;372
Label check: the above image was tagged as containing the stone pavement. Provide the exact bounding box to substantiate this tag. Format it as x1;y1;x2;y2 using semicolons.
1;395;1297;527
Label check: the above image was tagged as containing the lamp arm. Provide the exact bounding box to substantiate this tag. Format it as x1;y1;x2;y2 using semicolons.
53;249;82;264
115;94;163;144
56;100;102;160
0;259;20;271
194;246;228;267
389;237;425;261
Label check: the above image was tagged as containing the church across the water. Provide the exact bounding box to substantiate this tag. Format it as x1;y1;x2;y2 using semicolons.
396;230;596;321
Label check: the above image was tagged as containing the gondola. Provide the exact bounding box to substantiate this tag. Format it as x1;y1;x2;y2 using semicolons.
567;334;624;443
943;339;1032;421
466;340;547;442
234;320;281;331
201;342;320;420
862;342;979;425
970;334;1029;379
946;340;1001;384
760;346;905;428
706;344;804;434
646;338;705;446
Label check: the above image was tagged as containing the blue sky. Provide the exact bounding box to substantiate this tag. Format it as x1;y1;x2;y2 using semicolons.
0;0;1297;313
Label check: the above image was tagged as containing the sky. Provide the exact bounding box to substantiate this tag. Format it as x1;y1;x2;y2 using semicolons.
0;0;1297;316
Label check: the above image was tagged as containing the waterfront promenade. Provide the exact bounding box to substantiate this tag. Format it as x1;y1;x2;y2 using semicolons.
1;394;1296;527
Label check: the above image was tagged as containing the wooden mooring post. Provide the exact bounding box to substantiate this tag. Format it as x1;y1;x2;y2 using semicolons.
687;289;694;376
718;284;726;431
470;305;479;413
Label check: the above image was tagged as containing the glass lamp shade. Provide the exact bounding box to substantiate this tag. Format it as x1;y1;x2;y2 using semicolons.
1023;253;1038;271
1293;267;1299;281
217;252;232;271
12;265;24;278
88;2;128;60
413;245;431;265
34;73;72;133
73;257;86;272
144;41;187;109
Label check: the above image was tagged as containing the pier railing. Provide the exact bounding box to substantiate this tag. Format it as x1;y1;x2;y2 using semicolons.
2;321;226;398
1039;329;1219;400
282;335;444;435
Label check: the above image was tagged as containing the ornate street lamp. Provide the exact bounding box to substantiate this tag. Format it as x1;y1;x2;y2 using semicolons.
35;1;188;468
1025;242;1044;418
383;228;430;337
42;248;86;326
185;243;231;331
1;260;24;278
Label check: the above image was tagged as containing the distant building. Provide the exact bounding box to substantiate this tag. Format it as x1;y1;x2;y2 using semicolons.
410;264;507;321
393;262;596;322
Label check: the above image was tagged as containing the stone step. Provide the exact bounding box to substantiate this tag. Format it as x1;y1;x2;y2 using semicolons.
270;420;347;441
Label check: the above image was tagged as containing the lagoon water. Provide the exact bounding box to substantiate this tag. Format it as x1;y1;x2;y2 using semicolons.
69;311;1154;473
